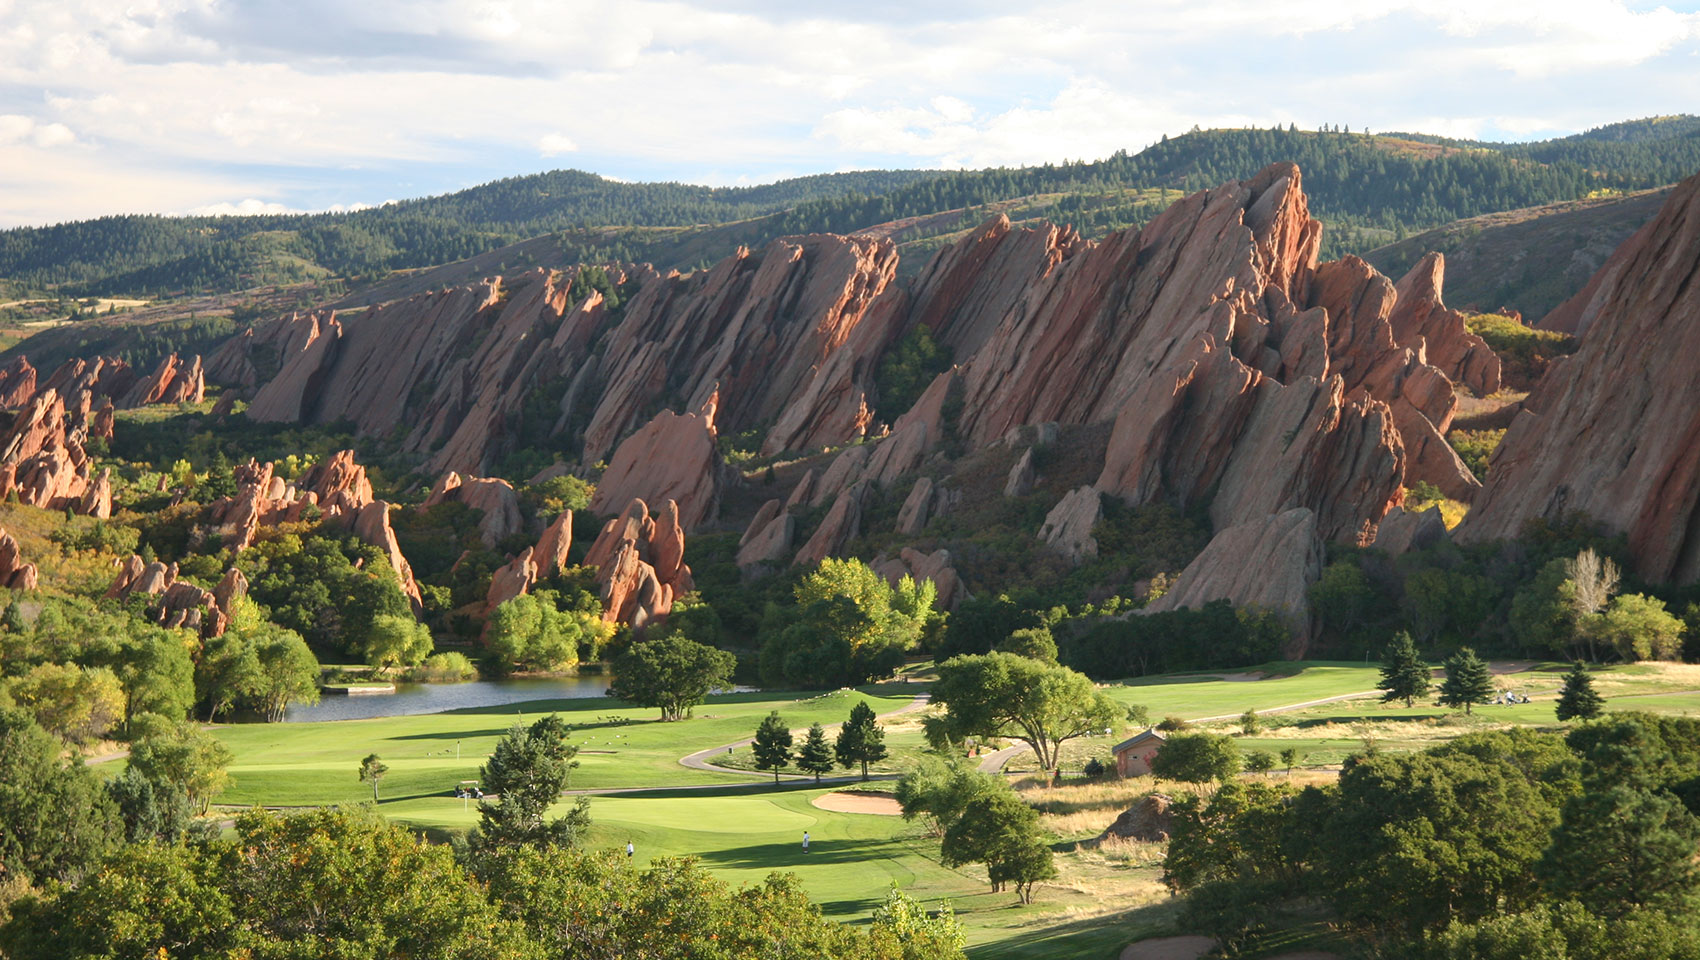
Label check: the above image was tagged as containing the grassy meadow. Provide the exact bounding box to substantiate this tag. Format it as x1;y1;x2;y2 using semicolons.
193;659;1699;960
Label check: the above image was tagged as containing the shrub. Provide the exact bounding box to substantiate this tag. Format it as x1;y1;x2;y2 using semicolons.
405;652;479;683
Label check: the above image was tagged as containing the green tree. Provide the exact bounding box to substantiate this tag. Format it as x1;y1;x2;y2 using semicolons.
759;558;937;688
835;700;889;781
1378;631;1430;708
752;710;794;783
1279;747;1301;775
1238;709;1261;736
1592;593;1685;661
1310;559;1375;645
471;714;589;851
1151;733;1242;784
870;883;967;959
940;790;1055;903
931;653;1121;778
1245;751;1275;775
607;632;736;721
113;631;196;727
485;593;585;674
253;628;320;722
105;765;191;844
126;712;234;814
1438;646;1495;715
1555;661;1605;721
895;757;1002;837
359;753;389;801
0;708;121;884
1537;784;1700;917
4;662;126;743
797;723;836;783
995;626;1057;663
364;614;433;676
194;629;261;722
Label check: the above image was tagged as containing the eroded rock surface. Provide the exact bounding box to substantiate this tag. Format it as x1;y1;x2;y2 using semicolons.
1458;169;1700;583
1144;508;1324;640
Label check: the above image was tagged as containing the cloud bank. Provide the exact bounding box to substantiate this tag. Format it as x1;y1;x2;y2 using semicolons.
1;0;1697;226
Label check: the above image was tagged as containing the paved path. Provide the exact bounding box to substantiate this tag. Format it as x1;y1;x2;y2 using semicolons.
677;692;930;781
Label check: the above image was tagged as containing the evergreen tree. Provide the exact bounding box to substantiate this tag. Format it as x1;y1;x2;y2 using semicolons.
835;701;889;781
752;711;793;784
1377;631;1430;708
796;723;837;783
1555;661;1605;721
470;714;588;851
1437;647;1494;714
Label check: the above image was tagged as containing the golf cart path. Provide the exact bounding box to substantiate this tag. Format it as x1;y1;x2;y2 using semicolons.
675;692;930;782
982;661;1542;774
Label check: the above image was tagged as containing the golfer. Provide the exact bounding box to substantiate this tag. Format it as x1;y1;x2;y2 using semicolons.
626;841;634;859
802;831;810;854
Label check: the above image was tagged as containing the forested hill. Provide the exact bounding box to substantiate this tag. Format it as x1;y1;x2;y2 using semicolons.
0;169;942;295
3;116;1699;298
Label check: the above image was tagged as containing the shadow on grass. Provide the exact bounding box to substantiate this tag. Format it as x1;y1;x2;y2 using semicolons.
964;901;1177;960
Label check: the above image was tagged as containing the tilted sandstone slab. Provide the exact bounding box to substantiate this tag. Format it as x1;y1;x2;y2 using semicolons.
588;394;724;532
1373;505;1449;556
0;528;37;591
120;353;205;408
582;498;695;626
105;555;245;637
580;234;899;463
0;357;36;408
1038;486;1103;563
423;472;523;547
1143;507;1324;641
794;482;866;570
1457;169;1700;583
1388;253;1502;396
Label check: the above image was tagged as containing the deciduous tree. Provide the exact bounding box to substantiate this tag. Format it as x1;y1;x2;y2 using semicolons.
931;653;1121;778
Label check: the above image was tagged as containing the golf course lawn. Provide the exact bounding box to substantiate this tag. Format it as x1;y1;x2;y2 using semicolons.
365;782;1175;959
213;687;916;805
1104;661;1384;718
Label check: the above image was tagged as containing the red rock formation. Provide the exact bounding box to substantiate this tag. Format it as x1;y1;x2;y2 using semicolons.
0;357;36;408
80;467;112;519
120;353;204;408
0;528;38;590
39;357;136;406
89;399;115;440
582;498;695;625
351;501;424;611
297;450;375;516
737;499;794;570
1373;505;1448;556
1388;253;1502;396
422;471;523;547
533;511;573;577
1144;508;1323;643
206;311;329;389
588;394;724;532
485;546;538;613
1038;486;1103;563
105;555;245;637
896;477;934;536
581;235;898;463
794;483;865;569
1458;170;1700;583
873;546;967;610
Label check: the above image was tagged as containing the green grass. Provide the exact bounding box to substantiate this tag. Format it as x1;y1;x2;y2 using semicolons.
213;688;915;806
1107;661;1383;719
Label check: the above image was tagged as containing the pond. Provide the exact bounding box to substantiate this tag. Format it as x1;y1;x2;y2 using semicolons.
285;674;620;722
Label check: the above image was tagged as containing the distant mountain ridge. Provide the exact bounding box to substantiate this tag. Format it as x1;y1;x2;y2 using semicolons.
1;116;1698;299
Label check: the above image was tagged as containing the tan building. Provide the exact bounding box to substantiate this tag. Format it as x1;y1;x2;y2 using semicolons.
1111;729;1166;778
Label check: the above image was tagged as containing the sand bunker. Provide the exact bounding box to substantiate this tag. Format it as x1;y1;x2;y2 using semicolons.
812;791;903;815
1119;935;1215;960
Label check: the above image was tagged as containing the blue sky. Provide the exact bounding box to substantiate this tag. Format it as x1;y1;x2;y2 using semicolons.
2;0;1698;227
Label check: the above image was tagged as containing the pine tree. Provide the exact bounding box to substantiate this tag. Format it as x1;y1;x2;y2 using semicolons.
1555;661;1605;721
796;722;836;783
1378;631;1430;708
835;701;889;781
1438;647;1495;714
751;711;793;784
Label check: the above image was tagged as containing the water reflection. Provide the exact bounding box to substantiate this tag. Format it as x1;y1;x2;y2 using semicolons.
285;675;617;722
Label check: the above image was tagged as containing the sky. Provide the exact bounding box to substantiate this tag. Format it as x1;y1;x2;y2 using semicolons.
2;0;1699;228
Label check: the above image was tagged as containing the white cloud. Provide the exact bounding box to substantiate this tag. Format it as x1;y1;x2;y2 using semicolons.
0;0;1698;225
538;133;578;156
183;198;298;216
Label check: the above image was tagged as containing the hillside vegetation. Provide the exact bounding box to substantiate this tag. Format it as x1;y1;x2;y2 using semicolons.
3;118;1699;300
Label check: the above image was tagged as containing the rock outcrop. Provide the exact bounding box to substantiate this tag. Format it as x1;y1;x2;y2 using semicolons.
581;498;695;626
794;483;866;570
872;546;967;610
737;499;794;570
1144;508;1324;640
120;353;205;408
1373;505;1449;556
0;358;37;408
1458;169;1700;583
0;388;100;513
0;528;38;590
1038;486;1102;563
423;472;523;547
105;556;244;637
588;394;725;532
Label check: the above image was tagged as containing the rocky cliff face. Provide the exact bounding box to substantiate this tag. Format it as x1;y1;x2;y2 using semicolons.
1458;169;1700;583
106;556;247;637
